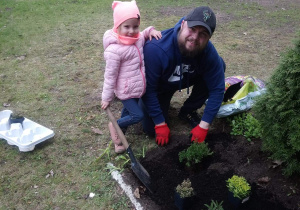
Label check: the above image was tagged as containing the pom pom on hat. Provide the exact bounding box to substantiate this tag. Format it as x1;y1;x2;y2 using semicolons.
112;0;140;29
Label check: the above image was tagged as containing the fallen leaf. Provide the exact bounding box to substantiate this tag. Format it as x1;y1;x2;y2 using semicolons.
272;160;283;168
91;127;103;135
16;55;26;61
45;169;54;178
134;187;140;198
87;115;95;121
258;176;271;183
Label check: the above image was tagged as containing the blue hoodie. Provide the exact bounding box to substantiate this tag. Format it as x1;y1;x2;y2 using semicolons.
142;18;225;125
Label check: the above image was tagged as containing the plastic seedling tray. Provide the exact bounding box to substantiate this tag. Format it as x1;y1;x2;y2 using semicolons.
0;110;55;152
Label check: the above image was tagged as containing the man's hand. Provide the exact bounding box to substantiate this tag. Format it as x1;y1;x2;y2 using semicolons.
154;124;170;146
190;125;208;143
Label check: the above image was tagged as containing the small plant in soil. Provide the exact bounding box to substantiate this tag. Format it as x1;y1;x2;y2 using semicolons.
226;175;251;200
178;142;213;167
204;200;224;210
175;178;194;198
228;112;262;141
9;113;25;125
174;178;195;210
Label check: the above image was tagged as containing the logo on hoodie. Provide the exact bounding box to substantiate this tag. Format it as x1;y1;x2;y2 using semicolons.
168;64;194;82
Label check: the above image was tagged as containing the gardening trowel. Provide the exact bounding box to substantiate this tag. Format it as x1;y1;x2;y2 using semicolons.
106;107;153;193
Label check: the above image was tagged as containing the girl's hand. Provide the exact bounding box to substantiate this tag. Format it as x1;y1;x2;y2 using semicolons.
149;30;162;40
101;101;110;110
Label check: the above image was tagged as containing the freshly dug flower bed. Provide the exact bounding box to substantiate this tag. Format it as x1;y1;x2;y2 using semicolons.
123;120;300;209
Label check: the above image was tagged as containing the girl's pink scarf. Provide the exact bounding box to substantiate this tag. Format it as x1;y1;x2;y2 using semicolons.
113;28;140;45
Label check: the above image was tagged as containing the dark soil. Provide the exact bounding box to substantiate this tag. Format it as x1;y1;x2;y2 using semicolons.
122;119;300;210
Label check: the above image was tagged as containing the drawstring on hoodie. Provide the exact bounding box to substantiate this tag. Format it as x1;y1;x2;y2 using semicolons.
178;64;190;94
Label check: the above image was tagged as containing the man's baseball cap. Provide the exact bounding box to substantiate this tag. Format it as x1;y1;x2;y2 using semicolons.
184;6;216;36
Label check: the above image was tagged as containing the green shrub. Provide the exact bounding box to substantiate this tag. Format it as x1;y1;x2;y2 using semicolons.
226;175;251;199
228;112;262;141
253;32;300;176
178;142;213;167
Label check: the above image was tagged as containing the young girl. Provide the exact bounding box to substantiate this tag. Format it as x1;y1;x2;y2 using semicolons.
101;0;161;153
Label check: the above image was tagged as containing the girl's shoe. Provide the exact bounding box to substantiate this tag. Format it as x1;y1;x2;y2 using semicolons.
108;122;126;154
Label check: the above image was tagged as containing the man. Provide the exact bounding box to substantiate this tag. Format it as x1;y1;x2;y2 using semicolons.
141;6;225;145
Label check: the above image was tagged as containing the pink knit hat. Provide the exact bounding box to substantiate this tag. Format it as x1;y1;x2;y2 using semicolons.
112;0;140;30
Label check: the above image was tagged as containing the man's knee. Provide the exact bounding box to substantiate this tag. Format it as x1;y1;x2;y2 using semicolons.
142;117;155;137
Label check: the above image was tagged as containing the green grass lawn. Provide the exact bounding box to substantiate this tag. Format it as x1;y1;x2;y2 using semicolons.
0;0;299;209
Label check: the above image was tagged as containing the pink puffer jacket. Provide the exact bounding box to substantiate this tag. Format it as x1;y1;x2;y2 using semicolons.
102;26;154;102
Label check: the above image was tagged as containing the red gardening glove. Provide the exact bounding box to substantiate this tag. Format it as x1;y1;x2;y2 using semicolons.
154;124;170;146
190;125;208;143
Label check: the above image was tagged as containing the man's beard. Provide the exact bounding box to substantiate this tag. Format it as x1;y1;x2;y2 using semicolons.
177;30;204;58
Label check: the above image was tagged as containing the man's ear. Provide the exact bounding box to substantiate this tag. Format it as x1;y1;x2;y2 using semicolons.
180;20;184;29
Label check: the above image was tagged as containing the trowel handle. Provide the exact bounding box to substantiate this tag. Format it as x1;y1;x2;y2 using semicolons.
106;107;129;149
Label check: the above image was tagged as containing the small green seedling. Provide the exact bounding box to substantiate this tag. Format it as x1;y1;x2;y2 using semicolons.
96;141;113;161
179;142;213;167
175;178;194;198
204;200;224;210
228;112;262;141
105;163;123;174
226;175;251;199
115;154;130;168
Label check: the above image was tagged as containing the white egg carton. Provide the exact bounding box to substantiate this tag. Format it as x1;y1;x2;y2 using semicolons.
0;110;55;152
